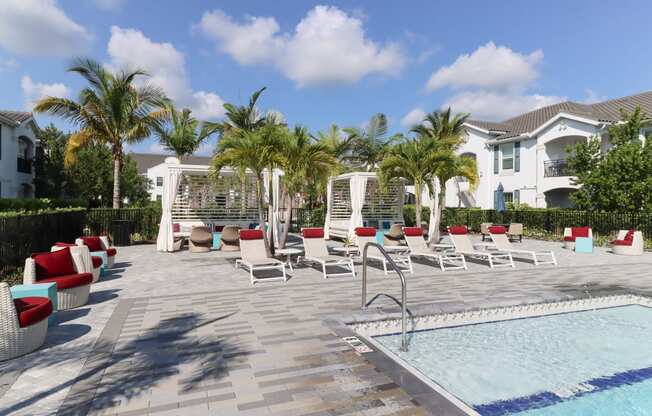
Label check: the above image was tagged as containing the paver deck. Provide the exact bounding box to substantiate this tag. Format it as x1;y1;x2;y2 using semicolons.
2;236;652;415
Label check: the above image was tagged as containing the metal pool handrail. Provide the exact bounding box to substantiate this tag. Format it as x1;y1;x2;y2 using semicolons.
361;242;408;351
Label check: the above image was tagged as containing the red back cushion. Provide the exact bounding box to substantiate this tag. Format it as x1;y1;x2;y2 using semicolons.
14;297;52;328
302;228;324;238
31;247;76;279
172;223;180;233
571;227;590;238
239;229;263;240
448;225;468;235
54;242;76;247
403;227;423;237
82;236;104;252
489;226;507;234
355;227;377;237
625;229;636;241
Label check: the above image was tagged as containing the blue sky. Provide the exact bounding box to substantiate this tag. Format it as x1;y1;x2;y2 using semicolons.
1;0;651;154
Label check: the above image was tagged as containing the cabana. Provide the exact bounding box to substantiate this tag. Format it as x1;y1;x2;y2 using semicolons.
324;172;405;240
156;158;282;252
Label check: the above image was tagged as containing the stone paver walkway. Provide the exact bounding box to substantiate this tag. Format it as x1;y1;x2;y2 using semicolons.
2;237;652;415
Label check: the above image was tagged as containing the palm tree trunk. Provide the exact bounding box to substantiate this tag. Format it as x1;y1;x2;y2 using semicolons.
267;168;275;254
279;193;292;249
414;181;422;228
434;187;446;242
255;176;272;257
112;148;122;209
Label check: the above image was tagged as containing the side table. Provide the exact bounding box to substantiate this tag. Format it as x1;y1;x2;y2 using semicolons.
10;283;58;325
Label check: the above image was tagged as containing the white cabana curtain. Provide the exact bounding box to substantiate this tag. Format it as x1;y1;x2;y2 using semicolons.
348;175;368;239
272;170;281;246
323;178;333;238
156;166;181;252
428;178;442;243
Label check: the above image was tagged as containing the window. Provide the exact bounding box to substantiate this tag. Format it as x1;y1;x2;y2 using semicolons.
156;176;163;187
503;192;514;204
501;143;514;170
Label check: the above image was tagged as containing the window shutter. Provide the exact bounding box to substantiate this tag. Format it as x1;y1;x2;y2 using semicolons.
514;189;520;205
493;145;499;174
493;190;498;210
514;141;521;172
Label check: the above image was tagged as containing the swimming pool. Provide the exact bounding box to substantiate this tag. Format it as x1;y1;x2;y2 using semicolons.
354;296;652;415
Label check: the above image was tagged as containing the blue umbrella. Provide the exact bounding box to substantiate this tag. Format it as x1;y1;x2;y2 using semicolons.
495;183;506;212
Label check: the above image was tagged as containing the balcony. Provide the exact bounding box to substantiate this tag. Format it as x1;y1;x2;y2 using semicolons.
544;159;572;177
17;157;32;174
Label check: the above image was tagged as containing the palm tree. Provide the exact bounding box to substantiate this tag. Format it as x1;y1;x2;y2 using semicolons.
378;135;443;228
412;108;478;241
344;113;396;170
155;104;220;160
206;87;268;135
33;58;167;208
278;126;337;248
314;124;352;162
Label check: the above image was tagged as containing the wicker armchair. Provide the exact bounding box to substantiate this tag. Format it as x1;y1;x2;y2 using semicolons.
480;223;492;241
220;225;241;251
76;236;117;268
383;223;404;246
24;247;92;310
52;243;100;283
189;226;212;253
1;282;53;361
507;223;524;243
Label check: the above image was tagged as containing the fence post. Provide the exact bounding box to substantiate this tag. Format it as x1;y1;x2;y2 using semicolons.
545;211;552;233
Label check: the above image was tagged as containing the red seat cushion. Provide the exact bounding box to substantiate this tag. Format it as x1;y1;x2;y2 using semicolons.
488;226;507;234
106;248;117;257
82;236;104;252
563;236;576;242
54;242;76;247
611;239;633;246
239;229;263;240
31;248;76;279
39;273;92;290
403;227;423;237
13;297;52;328
91;256;103;268
571;227;590;238
448;225;468;235
302;228;325;238
625;229;636;241
172;223;180;233
355;227;377;237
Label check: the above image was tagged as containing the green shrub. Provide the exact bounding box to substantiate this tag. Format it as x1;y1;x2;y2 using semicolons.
402;205;430;226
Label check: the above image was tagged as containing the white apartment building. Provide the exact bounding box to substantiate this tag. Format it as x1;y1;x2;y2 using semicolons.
131;153;212;201
0;111;38;198
446;91;652;209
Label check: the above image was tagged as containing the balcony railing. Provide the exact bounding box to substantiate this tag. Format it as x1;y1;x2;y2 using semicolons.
544;159;572;177
17;157;32;174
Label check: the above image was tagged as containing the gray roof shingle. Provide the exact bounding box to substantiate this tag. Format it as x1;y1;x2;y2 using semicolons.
0;110;33;125
465;91;652;139
130;153;212;174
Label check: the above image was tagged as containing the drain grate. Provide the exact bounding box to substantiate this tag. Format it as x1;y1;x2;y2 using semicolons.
343;336;372;354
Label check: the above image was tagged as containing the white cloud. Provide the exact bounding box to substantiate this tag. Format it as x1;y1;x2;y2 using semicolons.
21;75;70;110
0;0;91;56
107;26;225;120
426;42;542;93
582;89;606;104
197;6;406;87
401;107;427;127
93;0;126;11
0;58;19;71
443;91;565;121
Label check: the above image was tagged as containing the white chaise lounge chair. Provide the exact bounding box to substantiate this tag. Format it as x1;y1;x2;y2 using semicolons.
488;226;556;266
235;230;287;285
355;227;413;275
403;227;467;271
300;228;355;278
448;225;514;268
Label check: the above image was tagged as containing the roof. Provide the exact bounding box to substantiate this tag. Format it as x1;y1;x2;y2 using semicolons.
465;91;652;140
130;153;212;174
0;110;33;125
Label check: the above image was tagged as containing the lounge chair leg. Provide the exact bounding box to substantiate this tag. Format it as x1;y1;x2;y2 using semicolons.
350;259;356;278
383;260;388;275
407;256;414;274
509;254;515;268
250;268;255;286
438;256;444;272
489;256;494;269
322;263;327;279
461;255;468;270
282;265;287;282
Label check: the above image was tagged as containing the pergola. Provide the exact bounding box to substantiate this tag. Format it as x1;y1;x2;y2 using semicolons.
324;172;405;240
156;157;282;252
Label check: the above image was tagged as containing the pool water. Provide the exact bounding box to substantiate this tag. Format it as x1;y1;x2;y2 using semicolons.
374;305;652;415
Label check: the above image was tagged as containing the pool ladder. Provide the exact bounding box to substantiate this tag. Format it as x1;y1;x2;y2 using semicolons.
361;242;408;352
